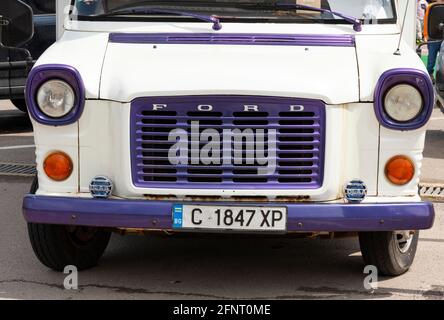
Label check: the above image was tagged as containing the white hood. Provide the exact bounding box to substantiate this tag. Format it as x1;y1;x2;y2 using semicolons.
38;30;426;105
99;35;360;104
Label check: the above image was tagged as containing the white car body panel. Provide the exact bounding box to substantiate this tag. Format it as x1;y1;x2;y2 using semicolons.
356;35;428;102
74;101;380;200
33;121;79;194
100;42;359;104
35;31;109;99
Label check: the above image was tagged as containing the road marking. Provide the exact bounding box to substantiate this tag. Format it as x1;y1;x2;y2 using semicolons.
431;117;444;121
0;145;35;150
1;133;34;137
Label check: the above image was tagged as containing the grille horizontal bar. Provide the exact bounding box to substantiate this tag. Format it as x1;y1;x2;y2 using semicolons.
130;96;325;189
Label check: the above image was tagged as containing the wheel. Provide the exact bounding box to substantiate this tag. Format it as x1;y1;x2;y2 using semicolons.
11;99;28;113
28;224;111;271
27;177;111;271
358;231;419;276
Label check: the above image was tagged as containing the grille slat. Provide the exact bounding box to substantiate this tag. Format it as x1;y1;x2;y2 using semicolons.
131;96;325;189
138;155;321;162
138;147;320;154
139;116;321;121
137;123;320;130
138;164;319;171
135;131;321;139
138;172;319;179
137;141;326;147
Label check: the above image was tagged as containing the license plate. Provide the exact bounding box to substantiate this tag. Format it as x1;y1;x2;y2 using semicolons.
172;205;287;232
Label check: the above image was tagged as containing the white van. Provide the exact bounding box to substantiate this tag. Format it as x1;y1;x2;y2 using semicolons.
18;0;435;276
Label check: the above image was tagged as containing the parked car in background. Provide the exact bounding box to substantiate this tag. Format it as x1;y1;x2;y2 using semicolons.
0;0;55;112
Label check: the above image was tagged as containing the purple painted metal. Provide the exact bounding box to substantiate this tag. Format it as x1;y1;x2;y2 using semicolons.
25;64;86;126
23;195;435;232
130;95;326;189
374;68;435;131
109;33;356;47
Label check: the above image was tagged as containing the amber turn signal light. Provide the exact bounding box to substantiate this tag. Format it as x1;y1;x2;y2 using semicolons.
385;155;415;185
43;152;73;181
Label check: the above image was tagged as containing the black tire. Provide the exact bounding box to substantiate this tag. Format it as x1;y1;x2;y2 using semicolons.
28;223;111;271
359;231;419;277
27;177;111;271
11;99;28;113
30;175;38;194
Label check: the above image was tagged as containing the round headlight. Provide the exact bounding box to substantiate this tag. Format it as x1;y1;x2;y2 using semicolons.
384;84;423;122
36;80;75;118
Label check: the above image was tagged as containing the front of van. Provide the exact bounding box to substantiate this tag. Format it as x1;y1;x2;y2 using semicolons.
23;0;435;275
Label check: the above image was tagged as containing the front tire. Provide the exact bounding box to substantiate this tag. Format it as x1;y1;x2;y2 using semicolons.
27;176;111;271
28;223;111;271
359;231;419;276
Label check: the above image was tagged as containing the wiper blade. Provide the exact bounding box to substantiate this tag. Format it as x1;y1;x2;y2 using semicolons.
91;7;222;31
274;3;362;32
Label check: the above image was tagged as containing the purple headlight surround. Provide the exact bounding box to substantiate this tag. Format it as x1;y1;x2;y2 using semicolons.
25;64;85;126
374;69;434;131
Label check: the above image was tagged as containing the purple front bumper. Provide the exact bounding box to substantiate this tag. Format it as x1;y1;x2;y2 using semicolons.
22;195;435;232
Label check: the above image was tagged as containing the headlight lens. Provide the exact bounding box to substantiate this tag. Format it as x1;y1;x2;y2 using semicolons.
36;80;75;118
384;84;423;122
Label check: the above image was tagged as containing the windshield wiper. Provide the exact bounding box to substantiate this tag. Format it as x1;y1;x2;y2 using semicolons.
82;3;361;32
89;7;222;31
274;3;362;32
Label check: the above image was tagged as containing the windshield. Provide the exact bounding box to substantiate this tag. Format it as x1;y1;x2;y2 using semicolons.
70;0;396;25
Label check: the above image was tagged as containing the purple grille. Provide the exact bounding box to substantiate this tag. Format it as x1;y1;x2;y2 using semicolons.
130;96;325;189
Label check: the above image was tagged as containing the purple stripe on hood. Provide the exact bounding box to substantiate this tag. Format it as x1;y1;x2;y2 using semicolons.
109;33;356;47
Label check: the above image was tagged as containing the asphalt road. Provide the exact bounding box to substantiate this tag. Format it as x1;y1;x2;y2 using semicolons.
0;100;443;300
